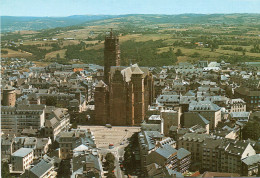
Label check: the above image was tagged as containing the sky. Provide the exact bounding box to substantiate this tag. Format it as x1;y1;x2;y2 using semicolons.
1;0;260;17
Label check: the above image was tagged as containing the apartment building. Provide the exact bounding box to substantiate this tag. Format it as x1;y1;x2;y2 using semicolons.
241;154;260;176
188;101;221;130
201;137;257;175
1;104;46;136
11;148;34;174
139;131;164;171
58;129;96;159
177;133;212;169
226;98;246;112
146;144;191;173
218;140;256;174
44;107;70;140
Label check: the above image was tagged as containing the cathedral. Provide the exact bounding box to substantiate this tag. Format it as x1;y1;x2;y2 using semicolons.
94;30;154;126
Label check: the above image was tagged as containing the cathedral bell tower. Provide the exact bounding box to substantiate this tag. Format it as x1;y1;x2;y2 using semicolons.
104;28;120;85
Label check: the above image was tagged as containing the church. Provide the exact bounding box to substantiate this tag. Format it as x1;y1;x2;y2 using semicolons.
94;30;154;126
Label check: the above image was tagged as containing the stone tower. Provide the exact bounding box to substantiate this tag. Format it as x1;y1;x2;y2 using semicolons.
109;70;128;126
131;66;145;125
94;80;109;125
2;86;16;106
104;29;120;85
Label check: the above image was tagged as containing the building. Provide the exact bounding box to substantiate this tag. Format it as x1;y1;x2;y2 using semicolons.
197;61;208;68
23;159;57;178
182;112;210;134
201;137;223;172
2;85;16;106
141;115;162;133
177;133;212;169
95;65;154;126
226;98;246;112
138;131;164;172
57;129;96;159
1;104;46;136
242;154;260;176
201;172;240;177
95;30;154;126
218;139;256;174
11;148;34;174
161;108;181;137
1;135;15;162
147;164;184;178
188;101;221;130
44;107;70;140
104;29;120;84
234;87;260;111
71;145;103;178
146;144;191;173
94;81;110;125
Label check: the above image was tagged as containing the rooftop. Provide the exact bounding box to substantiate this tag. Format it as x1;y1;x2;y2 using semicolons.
12;148;33;157
30;159;53;177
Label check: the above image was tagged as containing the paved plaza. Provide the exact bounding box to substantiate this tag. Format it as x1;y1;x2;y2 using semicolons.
77;125;140;148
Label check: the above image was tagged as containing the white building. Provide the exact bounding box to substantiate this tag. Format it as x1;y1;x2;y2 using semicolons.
10;148;34;174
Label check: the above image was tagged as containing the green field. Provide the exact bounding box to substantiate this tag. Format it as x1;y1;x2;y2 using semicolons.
1;14;260;66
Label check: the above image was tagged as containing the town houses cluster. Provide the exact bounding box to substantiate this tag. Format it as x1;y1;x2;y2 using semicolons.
1;31;260;177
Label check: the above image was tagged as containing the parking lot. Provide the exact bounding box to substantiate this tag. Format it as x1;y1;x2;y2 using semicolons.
77;125;140;148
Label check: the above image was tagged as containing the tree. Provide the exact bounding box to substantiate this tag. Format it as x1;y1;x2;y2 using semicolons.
105;152;115;163
107;172;116;178
1;50;8;55
56;53;60;59
189;52;200;58
175;49;184;56
104;153;116;177
45;96;57;106
242;121;260;141
1;161;14;178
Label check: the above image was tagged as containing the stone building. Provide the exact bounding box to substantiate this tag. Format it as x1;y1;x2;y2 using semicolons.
177;133;212;169
234;87;260;111
104;29;120;84
1;104;46;136
2;85;16;106
188;101;221;130
44;107;70;140
57;129;96;159
95;30;154;126
161;108;181;137
226;98;246;112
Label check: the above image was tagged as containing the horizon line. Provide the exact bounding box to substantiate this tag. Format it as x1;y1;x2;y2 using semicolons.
1;13;260;18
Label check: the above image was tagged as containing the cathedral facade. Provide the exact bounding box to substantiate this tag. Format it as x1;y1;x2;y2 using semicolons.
95;30;154;126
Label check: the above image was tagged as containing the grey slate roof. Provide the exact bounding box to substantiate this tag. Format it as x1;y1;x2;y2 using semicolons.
189;101;221;111
30;159;53;177
12;148;33;157
166;169;184;178
179;133;211;142
177;148;191;159
143;131;164;150
183;112;209;128
155;144;177;159
230;112;250;118
242;154;260;165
